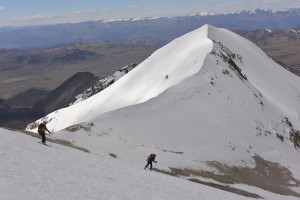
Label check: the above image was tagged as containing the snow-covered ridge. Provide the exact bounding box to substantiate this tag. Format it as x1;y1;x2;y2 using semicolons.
290;29;300;34
27;25;213;132
191;12;217;17
103;18;142;23
25;24;300;197
27;24;300;134
265;29;272;33
207;26;300;118
70;63;137;105
79;25;300;184
26;24;300;133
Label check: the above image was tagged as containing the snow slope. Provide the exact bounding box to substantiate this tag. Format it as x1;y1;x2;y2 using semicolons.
27;24;300;134
26;24;300;197
26;25;213;132
3;128;300;200
0;128;261;200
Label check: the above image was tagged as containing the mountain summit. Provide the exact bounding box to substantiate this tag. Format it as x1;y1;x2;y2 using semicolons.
26;24;300;196
27;24;213;132
27;24;300;133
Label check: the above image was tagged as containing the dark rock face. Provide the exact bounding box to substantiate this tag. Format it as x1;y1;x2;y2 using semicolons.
0;107;44;130
69;63;137;105
0;62;138;130
0;99;10;109
0;72;100;130
34;72;100;113
0;98;44;130
5;88;50;108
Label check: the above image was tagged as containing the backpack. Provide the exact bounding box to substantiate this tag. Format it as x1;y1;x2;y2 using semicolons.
147;154;155;161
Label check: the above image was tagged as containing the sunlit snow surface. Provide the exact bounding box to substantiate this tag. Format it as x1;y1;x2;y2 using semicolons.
28;25;213;132
1;128;299;200
25;25;300;198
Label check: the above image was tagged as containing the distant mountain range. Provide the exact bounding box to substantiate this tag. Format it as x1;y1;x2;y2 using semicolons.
0;8;300;49
0;43;157;100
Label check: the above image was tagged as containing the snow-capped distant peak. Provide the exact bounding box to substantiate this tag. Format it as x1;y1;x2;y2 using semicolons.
100;8;300;24
289;29;300;34
265;29;272;33
192;12;216;17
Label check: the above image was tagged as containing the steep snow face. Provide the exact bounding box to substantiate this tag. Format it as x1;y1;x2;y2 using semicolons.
207;27;300;122
81;26;300;169
26;25;213;132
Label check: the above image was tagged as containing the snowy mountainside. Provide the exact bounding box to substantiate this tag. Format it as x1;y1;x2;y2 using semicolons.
70;63;137;105
2;128;262;200
27;25;213;132
26;24;300;197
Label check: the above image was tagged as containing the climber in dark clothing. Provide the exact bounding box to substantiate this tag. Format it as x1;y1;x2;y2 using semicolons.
144;154;157;170
38;123;50;144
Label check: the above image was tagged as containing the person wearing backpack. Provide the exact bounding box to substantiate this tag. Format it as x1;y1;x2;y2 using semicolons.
144;154;157;170
38;122;51;144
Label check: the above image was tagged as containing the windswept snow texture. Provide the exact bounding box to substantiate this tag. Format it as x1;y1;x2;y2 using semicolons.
26;25;300;194
0;128;255;200
27;25;213;132
2;128;300;200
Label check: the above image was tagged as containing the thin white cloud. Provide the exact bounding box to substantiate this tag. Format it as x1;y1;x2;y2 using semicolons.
3;1;300;27
26;14;50;20
11;13;61;22
8;6;148;26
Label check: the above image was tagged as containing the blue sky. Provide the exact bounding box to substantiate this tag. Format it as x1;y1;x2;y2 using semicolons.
0;0;299;27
